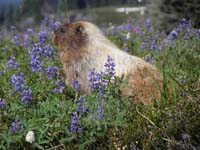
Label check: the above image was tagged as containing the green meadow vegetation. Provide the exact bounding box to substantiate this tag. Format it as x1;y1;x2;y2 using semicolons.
0;18;199;149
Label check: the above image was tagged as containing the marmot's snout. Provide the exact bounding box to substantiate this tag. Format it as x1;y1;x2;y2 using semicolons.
54;25;67;47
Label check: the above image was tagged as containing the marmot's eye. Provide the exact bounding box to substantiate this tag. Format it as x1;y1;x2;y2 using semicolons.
75;25;84;34
60;27;67;33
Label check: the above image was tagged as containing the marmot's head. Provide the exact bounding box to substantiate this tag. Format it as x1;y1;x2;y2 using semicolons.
54;20;103;51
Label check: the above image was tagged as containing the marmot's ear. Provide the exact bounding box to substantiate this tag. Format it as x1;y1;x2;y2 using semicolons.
75;25;85;34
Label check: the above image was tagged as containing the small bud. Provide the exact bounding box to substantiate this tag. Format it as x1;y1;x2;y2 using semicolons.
25;131;35;143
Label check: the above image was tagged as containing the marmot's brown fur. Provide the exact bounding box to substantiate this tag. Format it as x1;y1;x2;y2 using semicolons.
54;20;163;103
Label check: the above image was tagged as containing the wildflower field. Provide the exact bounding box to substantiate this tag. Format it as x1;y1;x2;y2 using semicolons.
0;18;200;150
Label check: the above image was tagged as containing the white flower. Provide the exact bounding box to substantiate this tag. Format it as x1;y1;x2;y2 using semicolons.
126;32;131;40
140;9;144;15
25;131;35;143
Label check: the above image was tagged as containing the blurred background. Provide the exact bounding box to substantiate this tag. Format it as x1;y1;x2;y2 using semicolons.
0;0;199;30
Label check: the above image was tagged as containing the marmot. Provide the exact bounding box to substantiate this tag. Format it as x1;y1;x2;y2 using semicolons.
54;20;163;103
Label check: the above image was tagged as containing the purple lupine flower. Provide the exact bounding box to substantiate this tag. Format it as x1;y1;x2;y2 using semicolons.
13;34;20;45
53;80;65;93
118;23;127;31
118;22;133;32
167;30;178;42
160;31;167;37
88;69;99;90
127;22;134;32
111;26;117;36
176;18;192;32
97;91;106;102
23;34;32;47
122;35;127;41
88;69;107;91
50;21;62;31
10;26;16;32
82;106;89;113
20;88;33;106
184;29;193;39
160;39;169;47
139;31;145;37
104;55;115;77
31;42;43;56
0;98;6;108
98;105;104;119
153;34;159;41
179;18;192;27
150;40;158;50
70;112;82;132
29;55;42;72
98;92;105;98
144;19;154;32
157;44;163;51
11;119;22;133
38;31;47;43
6;56;19;69
145;36;152;43
47;19;54;30
71;80;81;91
43;45;54;57
140;42;148;50
123;44;129;52
28;43;43;72
42;16;50;25
26;28;34;36
45;66;58;80
77;96;88;113
130;143;137;150
10;73;26;91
